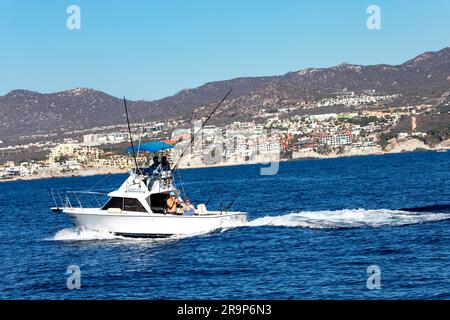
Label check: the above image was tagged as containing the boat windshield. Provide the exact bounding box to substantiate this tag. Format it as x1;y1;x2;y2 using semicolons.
103;197;147;212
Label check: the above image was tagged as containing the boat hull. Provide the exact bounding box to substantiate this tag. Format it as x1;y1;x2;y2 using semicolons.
64;208;247;237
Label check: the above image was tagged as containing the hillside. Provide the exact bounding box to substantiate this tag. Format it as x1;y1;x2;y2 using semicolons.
1;47;450;141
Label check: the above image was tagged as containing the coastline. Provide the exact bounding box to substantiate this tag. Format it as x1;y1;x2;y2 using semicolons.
1;141;448;183
0;167;126;183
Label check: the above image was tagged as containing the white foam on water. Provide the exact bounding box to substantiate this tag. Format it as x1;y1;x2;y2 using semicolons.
50;227;123;241
244;209;450;229
49;227;215;242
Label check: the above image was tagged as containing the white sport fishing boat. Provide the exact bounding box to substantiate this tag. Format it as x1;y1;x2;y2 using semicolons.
51;168;247;238
50;90;247;238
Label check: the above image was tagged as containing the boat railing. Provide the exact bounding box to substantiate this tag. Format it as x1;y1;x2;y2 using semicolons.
128;169;174;191
131;168;173;179
49;189;109;210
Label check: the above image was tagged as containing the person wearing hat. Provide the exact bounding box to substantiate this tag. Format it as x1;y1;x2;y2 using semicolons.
166;191;181;214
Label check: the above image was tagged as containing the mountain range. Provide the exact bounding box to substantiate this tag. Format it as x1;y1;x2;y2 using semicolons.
1;47;450;141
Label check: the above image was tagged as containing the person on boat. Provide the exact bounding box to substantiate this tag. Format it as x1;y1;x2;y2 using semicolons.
159;156;171;172
146;155;160;175
182;197;196;216
166;191;181;214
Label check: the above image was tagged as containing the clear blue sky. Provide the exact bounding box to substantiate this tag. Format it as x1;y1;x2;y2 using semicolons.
0;0;449;100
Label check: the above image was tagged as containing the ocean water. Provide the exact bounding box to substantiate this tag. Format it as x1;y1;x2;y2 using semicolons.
1;151;450;299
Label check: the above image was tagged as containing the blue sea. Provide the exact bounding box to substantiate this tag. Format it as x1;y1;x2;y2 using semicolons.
2;151;450;299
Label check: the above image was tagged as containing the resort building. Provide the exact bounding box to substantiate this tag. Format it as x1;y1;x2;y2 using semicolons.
319;132;353;147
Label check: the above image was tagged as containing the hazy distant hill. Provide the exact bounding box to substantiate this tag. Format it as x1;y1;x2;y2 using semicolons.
1;47;449;140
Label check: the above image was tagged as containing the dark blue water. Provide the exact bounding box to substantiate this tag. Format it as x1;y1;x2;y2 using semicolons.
2;151;450;299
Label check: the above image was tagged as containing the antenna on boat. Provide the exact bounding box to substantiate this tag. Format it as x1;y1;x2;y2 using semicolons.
172;88;233;173
136;116;145;160
123;96;141;174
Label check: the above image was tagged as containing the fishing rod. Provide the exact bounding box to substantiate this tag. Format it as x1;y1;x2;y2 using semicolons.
204;194;213;207
123;97;141;173
172;88;233;173
223;174;252;213
223;190;239;213
219;193;224;215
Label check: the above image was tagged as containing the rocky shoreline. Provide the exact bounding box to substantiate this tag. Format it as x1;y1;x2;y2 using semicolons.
0;167;126;183
292;138;450;160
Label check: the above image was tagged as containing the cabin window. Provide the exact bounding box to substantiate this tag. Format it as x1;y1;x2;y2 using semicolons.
149;193;170;213
103;197;147;212
102;197;123;210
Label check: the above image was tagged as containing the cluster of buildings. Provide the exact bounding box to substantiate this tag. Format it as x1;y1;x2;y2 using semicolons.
82;122;165;145
262;112;396;151
0;140;146;180
2;89;436;179
0;121;169;179
0;140;56;153
311;91;400;109
48;141;148;169
0;110;404;179
170;121;283;166
168;110;401;166
0;161;35;179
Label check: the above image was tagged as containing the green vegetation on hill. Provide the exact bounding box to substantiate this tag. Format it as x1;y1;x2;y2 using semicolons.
379;132;396;150
344;116;380;126
421;124;450;146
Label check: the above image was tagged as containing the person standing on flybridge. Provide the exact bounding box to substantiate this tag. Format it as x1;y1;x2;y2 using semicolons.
144;155;160;176
159;156;171;172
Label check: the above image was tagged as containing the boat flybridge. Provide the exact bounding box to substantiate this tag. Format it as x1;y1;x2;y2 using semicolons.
50;168;247;238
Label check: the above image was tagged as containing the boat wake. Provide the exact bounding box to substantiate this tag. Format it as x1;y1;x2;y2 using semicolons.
244;208;450;229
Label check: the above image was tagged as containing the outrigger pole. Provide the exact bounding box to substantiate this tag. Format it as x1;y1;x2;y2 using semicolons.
123;96;140;173
172;88;233;173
